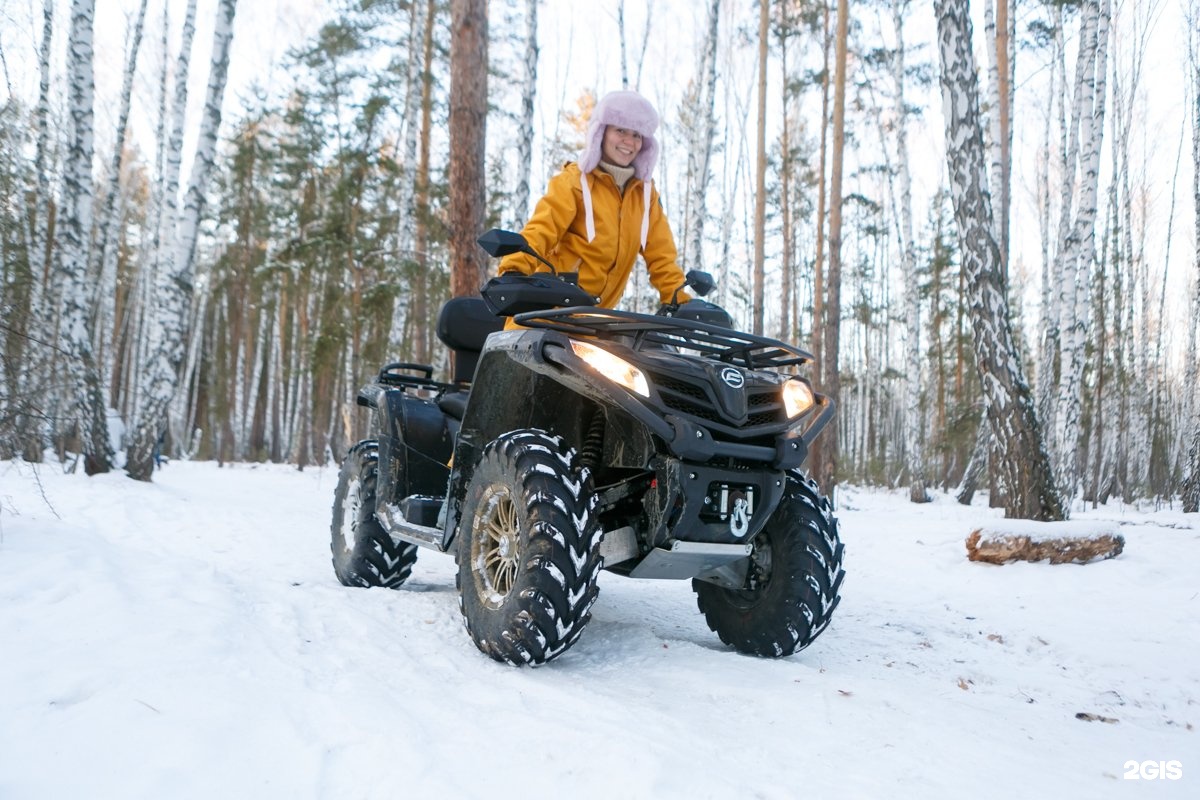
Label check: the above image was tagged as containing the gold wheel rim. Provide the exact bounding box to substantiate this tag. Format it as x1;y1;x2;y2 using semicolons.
472;485;521;608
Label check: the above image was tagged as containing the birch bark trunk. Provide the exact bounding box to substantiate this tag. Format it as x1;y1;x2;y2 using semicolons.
935;0;1064;521
56;0;113;474
891;0;928;503
1183;0;1200;513
751;0;768;336
93;0;149;369
126;0;238;480
1053;0;1110;502
514;0;539;225
13;1;56;458
684;0;720;272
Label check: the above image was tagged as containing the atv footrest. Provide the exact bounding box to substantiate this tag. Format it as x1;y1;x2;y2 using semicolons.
400;495;443;527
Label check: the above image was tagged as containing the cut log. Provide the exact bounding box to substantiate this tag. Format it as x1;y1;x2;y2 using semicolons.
966;520;1124;565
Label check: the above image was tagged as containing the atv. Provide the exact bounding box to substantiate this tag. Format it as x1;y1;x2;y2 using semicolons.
331;229;844;665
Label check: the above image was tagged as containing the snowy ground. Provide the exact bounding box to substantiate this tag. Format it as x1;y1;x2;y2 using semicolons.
1;459;1195;799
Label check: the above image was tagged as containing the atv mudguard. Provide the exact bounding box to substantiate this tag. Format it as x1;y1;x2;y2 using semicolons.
359;384;456;510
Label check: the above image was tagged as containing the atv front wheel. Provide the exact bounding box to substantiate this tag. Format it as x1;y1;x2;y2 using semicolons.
456;429;601;665
693;473;844;657
331;440;418;588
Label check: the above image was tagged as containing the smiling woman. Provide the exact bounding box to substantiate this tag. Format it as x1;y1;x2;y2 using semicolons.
497;89;691;314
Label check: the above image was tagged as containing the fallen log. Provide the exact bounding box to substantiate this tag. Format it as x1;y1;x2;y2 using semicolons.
966;520;1124;565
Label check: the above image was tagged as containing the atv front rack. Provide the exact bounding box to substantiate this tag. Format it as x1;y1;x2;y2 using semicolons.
513;307;813;371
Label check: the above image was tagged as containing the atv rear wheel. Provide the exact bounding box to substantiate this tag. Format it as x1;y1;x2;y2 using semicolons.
456;429;600;665
693;473;844;657
331;440;418;589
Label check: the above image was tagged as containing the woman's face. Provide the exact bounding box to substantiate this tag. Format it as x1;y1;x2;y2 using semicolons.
601;125;643;167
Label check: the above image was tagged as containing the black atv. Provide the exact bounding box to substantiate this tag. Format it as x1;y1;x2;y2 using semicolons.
331;229;844;665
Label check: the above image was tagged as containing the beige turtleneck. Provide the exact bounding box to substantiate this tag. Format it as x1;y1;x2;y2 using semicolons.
597;160;635;195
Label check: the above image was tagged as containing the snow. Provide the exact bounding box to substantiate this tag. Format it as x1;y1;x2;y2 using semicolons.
973;518;1120;542
1;460;1196;799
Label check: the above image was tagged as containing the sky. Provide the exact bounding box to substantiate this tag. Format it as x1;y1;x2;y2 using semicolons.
1;458;1196;798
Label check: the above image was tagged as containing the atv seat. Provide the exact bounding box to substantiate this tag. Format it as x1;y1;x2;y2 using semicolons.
437;390;469;420
436;296;506;384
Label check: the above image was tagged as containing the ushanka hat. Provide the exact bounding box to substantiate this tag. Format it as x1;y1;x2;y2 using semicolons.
577;90;661;248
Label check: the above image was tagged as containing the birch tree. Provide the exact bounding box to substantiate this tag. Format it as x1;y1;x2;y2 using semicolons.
93;0;149;369
751;0;769;336
55;0;113;474
1183;0;1200;513
1051;0;1110;501
9;1;57;458
127;0;238;481
514;0;539;224
682;0;720;271
890;0;928;502
935;0;1064;520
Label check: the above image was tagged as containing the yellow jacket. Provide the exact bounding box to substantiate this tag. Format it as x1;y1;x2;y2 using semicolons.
499;162;689;310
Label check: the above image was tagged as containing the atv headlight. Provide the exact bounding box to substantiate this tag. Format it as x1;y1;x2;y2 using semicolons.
782;378;815;418
570;340;649;397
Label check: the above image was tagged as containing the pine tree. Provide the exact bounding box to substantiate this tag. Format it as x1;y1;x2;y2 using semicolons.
448;0;489;299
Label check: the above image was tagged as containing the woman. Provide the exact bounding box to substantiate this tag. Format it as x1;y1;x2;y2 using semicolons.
499;90;689;310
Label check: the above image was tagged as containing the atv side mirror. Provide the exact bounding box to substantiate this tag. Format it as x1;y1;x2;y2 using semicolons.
477;228;528;257
477;228;559;276
685;269;716;297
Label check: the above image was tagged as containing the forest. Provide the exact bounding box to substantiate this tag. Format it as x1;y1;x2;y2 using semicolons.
0;0;1198;517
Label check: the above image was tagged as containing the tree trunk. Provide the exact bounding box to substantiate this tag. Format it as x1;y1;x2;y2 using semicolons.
56;0;113;475
93;0;149;371
684;0;721;272
983;0;1012;275
935;0;1064;521
817;0;849;495
448;0;489;299
891;0;928;503
751;0;768;336
127;0;238;481
1053;0;1110;502
777;0;793;342
412;0;436;365
1183;0;1200;513
618;0;629;89
808;0;832;482
13;1;57;458
956;418;988;505
514;0;539;225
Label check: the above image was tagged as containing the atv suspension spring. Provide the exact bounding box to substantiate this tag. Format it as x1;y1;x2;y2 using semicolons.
580;411;605;471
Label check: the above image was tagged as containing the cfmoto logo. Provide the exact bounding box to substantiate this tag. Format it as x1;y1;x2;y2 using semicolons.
720;367;745;388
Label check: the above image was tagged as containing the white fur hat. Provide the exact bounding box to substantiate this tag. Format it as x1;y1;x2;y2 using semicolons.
578;90;660;247
579;90;661;180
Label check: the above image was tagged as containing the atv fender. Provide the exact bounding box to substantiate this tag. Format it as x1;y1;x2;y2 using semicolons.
359;384;456;511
